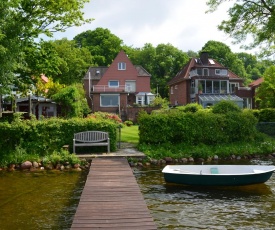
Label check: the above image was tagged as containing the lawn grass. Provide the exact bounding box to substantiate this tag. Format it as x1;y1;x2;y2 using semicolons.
120;125;139;144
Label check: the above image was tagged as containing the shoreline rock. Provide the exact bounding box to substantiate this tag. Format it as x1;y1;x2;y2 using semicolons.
0;160;90;172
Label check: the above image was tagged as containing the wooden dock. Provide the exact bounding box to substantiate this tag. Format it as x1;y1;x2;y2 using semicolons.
71;157;157;229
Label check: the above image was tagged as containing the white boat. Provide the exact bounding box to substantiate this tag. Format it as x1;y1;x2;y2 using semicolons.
162;165;275;186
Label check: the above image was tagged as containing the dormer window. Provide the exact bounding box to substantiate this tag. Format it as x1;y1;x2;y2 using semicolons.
203;68;209;76
197;68;202;75
215;69;228;76
118;62;126;70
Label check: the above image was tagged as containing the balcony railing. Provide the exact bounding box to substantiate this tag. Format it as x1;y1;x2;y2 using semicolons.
92;85;136;92
238;86;251;91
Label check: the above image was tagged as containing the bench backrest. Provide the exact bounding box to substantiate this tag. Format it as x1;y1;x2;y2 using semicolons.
74;131;109;143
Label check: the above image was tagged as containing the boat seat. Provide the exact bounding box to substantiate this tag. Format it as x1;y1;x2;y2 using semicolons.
210;167;219;174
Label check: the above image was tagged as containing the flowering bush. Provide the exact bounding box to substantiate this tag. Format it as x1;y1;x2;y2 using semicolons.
87;112;122;124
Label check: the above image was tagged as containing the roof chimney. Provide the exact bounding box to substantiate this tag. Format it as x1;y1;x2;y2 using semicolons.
200;52;209;65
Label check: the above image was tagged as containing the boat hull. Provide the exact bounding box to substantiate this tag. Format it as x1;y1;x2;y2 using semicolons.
162;165;275;186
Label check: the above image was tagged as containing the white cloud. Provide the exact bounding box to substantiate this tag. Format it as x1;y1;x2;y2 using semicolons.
52;0;256;54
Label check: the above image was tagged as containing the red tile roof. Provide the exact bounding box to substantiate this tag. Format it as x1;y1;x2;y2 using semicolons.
249;77;263;88
84;66;150;80
168;57;242;85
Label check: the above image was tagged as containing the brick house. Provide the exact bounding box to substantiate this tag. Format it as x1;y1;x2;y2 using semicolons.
246;77;263;109
83;50;154;120
168;52;253;108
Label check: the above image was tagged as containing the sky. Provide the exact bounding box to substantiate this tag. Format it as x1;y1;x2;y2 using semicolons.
53;0;254;54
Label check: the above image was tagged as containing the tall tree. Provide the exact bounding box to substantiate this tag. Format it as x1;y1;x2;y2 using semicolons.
207;0;275;57
201;40;248;82
74;28;123;66
236;52;268;80
153;43;189;97
0;1;22;94
50;38;93;85
52;83;90;118
126;43;189;98
201;40;233;66
0;0;91;92
17;40;63;92
256;66;275;108
236;52;258;69
187;50;199;58
125;43;156;78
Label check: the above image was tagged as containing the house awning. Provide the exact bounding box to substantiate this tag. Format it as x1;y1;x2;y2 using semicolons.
135;92;155;96
16;96;54;103
199;94;243;108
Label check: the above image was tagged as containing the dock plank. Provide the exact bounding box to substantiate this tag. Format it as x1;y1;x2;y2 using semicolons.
71;157;157;230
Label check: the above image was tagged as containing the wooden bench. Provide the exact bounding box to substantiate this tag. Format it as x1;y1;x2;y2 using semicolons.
73;131;110;153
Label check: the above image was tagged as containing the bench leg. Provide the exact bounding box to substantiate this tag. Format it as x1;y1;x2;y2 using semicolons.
107;138;110;153
73;139;76;153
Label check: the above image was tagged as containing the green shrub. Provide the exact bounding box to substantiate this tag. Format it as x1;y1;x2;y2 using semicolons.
0;117;117;156
42;149;81;167
124;120;133;126
257;122;275;137
59;149;81;165
51;83;90;118
178;103;203;113
150;95;169;109
138;137;275;160
48;151;62;166
251;109;260;119
223;110;258;142
7;145;29;164
212;100;242;114
258;108;275;122
138;107;258;146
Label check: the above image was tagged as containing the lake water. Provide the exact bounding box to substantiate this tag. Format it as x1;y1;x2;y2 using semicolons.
1;161;275;229
134;161;275;230
0;170;87;230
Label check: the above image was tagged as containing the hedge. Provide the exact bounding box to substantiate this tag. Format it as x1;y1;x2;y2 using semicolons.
138;109;258;145
0;117;117;157
256;122;275;137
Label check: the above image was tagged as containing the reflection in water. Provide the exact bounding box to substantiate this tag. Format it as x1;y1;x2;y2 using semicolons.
134;166;275;230
0;170;87;230
1;163;275;229
165;183;273;198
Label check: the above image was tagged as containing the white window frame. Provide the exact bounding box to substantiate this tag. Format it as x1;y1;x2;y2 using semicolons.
229;82;239;93
171;86;174;94
203;68;209;76
137;96;143;105
100;94;119;107
199;80;228;94
215;69;221;75
108;80;119;88
243;98;252;109
118;62;126;70
197;68;202;75
125;80;136;92
215;69;228;76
